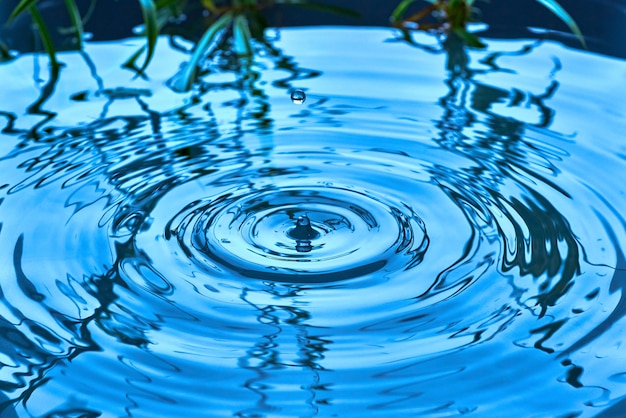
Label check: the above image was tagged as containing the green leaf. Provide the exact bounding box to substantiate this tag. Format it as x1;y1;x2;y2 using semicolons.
233;14;253;56
276;0;360;18
137;0;159;73
453;27;486;49
122;45;147;71
200;0;218;13
244;9;269;40
28;5;60;69
535;0;586;47
82;0;98;24
0;40;14;62
171;12;234;92
391;0;420;22
8;0;38;20
63;0;84;49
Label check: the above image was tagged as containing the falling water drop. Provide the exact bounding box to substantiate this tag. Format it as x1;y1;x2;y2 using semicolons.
290;89;306;105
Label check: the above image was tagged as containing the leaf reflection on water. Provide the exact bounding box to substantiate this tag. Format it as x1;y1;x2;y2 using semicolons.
0;28;625;416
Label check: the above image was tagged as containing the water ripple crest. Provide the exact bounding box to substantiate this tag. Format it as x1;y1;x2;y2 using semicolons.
0;29;625;417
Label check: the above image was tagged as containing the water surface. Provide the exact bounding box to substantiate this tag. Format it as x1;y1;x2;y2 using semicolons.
1;27;626;417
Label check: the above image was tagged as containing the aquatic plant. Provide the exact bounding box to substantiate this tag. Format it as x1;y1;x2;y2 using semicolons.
391;0;585;49
4;0;357;89
5;0;584;90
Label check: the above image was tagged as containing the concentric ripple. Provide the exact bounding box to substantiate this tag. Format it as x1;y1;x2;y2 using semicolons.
170;184;426;282
1;28;626;418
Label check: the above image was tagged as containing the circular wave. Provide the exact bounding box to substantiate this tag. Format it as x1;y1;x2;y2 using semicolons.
1;29;625;417
169;184;427;282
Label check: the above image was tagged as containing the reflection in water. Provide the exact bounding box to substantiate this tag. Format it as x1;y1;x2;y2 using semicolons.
0;28;625;416
237;287;329;417
0;33;316;413
435;34;581;318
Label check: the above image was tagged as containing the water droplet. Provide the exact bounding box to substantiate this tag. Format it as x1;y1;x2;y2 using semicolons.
287;216;319;240
290;89;306;105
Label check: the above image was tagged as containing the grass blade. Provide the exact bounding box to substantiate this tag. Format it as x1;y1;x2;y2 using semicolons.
9;0;38;20
0;40;14;62
137;0;159;73
453;27;486;48
200;0;219;13
171;12;234;92
535;0;586;47
122;45;147;72
28;5;60;70
63;0;84;49
233;14;252;56
391;0;420;23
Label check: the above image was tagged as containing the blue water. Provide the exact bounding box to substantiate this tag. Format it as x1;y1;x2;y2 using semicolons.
1;27;626;417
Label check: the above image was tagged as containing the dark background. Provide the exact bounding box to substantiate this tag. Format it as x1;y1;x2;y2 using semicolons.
1;0;625;58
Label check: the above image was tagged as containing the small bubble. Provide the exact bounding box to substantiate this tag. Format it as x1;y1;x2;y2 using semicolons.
290;89;306;105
